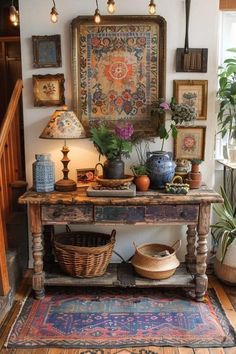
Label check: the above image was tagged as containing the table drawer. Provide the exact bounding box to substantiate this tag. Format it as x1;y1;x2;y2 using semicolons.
41;205;93;223
95;204;199;223
145;205;199;223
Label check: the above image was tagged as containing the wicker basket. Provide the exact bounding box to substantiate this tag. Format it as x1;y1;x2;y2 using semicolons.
131;241;181;280
53;229;116;278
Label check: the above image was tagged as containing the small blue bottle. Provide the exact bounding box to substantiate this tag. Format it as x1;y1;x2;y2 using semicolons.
32;154;55;192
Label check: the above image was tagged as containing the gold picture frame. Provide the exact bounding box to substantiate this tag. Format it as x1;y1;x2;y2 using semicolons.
174;126;206;160
32;74;65;107
173;80;208;120
76;168;97;187
71;15;167;137
32;35;62;68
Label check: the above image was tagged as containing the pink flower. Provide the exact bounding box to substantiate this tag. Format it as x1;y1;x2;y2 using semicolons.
160;102;170;110
115;123;134;140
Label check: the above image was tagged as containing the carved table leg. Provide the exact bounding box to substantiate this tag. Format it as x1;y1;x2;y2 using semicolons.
30;204;45;299
185;224;196;275
195;203;210;301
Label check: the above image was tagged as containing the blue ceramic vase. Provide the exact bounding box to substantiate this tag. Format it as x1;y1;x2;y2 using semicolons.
146;151;176;189
33;154;55;192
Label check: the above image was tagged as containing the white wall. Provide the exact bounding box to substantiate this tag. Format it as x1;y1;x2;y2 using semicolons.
19;0;220;263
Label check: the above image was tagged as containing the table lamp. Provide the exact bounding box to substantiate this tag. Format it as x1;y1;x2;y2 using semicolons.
40;106;86;192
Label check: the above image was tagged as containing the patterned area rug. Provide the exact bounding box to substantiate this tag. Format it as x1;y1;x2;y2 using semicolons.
6;287;236;349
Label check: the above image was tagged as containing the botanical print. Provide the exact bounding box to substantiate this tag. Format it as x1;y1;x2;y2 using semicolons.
174;127;205;160
174;80;208;120
42;82;56;97
177;85;203;118
38;80;59;101
33;74;65;107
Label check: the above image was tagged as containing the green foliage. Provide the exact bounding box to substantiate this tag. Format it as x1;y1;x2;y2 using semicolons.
217;49;236;138
131;164;150;176
190;158;203;165
90;125;133;160
211;187;236;263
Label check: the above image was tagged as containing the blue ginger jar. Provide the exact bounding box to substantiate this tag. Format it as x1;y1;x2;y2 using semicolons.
146;151;176;189
33;154;55;192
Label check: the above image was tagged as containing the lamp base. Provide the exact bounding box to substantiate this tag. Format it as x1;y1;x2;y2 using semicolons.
55;178;77;192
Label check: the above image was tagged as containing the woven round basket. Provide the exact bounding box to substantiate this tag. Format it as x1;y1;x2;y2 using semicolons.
131;241;181;280
53;230;116;278
96;175;134;187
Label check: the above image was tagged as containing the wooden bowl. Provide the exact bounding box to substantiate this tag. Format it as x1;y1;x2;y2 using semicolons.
131;241;180;280
96;175;134;187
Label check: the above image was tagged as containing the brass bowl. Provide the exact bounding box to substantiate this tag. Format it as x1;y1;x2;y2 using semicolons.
96;175;134;188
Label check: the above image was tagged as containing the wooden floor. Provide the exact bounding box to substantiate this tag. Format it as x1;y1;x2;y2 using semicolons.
0;271;236;354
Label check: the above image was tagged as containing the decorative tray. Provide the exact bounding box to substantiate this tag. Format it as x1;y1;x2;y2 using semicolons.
96;174;134;188
87;183;136;197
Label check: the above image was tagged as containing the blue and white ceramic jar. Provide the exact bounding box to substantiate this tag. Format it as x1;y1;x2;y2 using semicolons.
32;154;55;192
146;151;176;189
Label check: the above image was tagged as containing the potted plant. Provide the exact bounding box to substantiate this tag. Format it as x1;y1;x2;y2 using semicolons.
190;158;203;174
217;48;236;162
131;138;152;191
184;159;202;189
211;187;236;284
90;123;134;179
131;164;150;192
146;98;196;189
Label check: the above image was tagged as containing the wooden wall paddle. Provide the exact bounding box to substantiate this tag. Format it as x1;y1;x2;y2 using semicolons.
176;0;208;72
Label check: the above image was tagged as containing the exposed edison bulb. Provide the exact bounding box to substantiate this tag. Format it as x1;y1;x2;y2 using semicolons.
12;11;19;26
148;0;156;15
9;5;17;23
107;0;115;14
94;9;101;24
50;6;58;23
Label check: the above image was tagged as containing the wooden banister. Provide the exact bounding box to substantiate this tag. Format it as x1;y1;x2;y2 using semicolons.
0;79;23;295
0;80;23;158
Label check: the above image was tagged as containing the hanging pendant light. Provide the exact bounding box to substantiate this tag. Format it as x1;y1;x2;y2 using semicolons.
12;10;19;26
107;0;116;14
50;0;59;23
9;0;17;23
148;0;156;15
94;0;101;24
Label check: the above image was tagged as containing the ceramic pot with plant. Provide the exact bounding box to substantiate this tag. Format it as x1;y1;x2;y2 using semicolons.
185;159;202;189
217;48;236;163
131;164;150;192
211;187;236;284
90;123;134;179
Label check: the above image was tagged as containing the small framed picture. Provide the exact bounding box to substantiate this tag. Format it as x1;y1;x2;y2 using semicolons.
32;74;65;107
174;126;206;160
173;80;208;120
76;168;97;187
32;35;62;68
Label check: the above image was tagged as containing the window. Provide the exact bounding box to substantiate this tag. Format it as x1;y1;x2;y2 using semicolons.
215;11;236;159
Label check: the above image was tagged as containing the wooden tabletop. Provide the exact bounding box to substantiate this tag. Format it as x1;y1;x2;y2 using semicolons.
18;185;223;205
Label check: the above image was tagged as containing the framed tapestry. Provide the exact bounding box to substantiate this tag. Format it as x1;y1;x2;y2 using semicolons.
32;35;62;68
32;74;65;107
173;80;208;120
174;126;206;160
71;15;167;136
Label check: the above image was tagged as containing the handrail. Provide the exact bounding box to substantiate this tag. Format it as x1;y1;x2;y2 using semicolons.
0;78;24;296
0;79;23;159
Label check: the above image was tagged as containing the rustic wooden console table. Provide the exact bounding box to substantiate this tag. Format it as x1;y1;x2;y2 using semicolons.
19;186;222;301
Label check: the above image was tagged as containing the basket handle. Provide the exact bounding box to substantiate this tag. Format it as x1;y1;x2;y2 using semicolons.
171;240;181;252
111;229;116;242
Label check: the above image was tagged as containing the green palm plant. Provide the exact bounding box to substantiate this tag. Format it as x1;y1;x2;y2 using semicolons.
211;187;236;262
